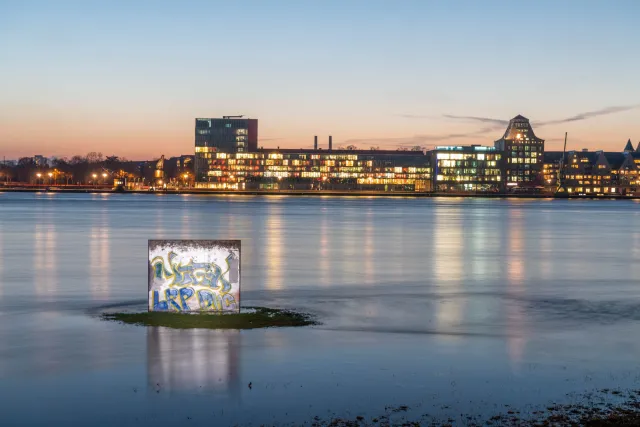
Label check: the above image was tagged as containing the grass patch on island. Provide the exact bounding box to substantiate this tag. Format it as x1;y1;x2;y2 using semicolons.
102;307;316;330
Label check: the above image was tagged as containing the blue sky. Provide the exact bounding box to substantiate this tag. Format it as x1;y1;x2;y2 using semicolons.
1;0;639;159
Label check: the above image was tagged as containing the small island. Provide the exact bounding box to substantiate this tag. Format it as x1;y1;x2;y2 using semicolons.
102;306;316;330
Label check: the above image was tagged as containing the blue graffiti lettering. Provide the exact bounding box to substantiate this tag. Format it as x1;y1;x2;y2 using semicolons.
165;288;181;311
197;289;222;310
222;293;237;311
153;290;169;311
179;287;195;310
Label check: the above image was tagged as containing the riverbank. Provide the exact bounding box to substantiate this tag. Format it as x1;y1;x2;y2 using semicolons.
1;186;637;199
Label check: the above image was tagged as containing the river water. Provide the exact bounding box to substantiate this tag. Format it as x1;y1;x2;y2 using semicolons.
1;192;640;426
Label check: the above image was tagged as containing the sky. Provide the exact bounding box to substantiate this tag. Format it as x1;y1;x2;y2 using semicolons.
1;0;639;160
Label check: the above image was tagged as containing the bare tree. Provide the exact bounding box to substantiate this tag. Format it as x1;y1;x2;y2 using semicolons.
86;152;104;163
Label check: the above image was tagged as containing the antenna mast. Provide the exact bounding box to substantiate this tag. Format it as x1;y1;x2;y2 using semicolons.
555;132;568;194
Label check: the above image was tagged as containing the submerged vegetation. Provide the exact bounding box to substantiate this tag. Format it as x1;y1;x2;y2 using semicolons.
102;307;316;330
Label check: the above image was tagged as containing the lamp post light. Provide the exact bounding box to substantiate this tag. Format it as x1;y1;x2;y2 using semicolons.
102;172;107;185
48;172;53;185
92;173;98;187
36;172;42;185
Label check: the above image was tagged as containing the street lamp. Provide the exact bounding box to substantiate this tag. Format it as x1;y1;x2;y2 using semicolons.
48;172;53;185
36;172;42;185
102;172;107;185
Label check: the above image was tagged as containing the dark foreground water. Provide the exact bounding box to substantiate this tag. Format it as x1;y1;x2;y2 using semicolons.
1;192;640;426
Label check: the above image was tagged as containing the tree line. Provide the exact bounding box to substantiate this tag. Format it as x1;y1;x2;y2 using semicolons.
0;152;191;185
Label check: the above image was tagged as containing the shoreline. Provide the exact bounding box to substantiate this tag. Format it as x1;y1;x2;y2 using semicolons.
1;186;638;200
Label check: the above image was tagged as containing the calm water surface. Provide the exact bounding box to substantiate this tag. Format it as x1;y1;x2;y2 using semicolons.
1;193;640;426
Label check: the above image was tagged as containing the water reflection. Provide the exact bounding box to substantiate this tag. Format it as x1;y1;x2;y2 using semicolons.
363;209;374;286
146;328;241;393
433;206;464;335
319;209;330;287
265;204;283;290
34;222;57;297
0;223;3;298
506;208;526;371
90;210;110;298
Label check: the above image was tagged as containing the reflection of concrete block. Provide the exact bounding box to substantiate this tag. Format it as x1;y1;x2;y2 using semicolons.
148;240;241;313
229;255;239;284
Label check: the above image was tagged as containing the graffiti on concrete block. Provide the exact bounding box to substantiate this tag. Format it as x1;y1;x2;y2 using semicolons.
148;240;240;312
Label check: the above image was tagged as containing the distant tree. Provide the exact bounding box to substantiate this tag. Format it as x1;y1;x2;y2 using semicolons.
346;145;358;151
410;145;424;152
51;157;70;168
370;146;380;151
18;157;35;166
70;155;87;165
86;152;103;163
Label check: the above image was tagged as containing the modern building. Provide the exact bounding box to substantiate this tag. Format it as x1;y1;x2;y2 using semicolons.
195;148;431;192
494;115;545;189
195;116;258;180
428;145;502;192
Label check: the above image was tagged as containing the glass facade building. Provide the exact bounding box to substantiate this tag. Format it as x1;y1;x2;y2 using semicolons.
195;117;258;180
430;145;502;192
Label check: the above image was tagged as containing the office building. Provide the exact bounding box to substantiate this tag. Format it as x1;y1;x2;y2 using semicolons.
195;149;431;192
429;145;502;192
195;116;258;180
494;115;544;188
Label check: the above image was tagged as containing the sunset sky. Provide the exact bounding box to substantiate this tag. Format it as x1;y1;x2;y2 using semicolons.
1;0;639;160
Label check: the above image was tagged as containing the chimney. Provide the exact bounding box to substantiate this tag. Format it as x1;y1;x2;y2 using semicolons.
329;136;332;151
314;136;318;150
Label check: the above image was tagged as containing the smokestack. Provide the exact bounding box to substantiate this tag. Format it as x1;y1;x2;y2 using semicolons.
329;136;332;151
314;135;318;150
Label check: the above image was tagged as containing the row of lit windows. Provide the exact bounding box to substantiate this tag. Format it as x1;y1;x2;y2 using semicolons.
207;163;431;174
438;160;499;167
436;153;501;160
508;158;539;164
566;187;617;194
437;168;501;175
436;175;501;182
